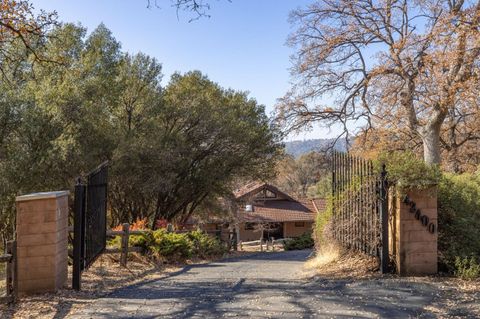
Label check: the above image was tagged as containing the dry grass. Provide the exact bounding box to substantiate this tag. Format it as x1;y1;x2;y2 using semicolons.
302;243;379;279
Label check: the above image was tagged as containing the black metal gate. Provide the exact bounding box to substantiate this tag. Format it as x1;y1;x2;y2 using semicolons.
72;162;108;290
331;152;389;273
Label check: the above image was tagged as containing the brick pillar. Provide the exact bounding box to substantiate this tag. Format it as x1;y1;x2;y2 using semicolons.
16;191;69;295
393;187;438;275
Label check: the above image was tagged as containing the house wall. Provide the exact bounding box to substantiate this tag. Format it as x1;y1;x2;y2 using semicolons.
202;223;232;242
283;222;313;238
238;221;314;241
238;222;261;242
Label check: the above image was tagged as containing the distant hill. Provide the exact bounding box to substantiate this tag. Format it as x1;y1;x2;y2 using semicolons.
284;138;348;158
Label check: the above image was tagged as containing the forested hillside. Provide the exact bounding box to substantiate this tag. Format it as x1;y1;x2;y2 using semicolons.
284;138;347;158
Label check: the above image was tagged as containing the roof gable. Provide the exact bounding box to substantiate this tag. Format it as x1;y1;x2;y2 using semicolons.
234;183;296;202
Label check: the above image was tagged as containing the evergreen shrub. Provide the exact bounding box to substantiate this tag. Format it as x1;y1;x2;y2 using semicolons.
439;172;480;279
284;232;314;250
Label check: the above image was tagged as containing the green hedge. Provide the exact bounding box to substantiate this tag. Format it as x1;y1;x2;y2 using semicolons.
376;151;441;189
284;232;314;250
110;229;227;261
439;173;480;279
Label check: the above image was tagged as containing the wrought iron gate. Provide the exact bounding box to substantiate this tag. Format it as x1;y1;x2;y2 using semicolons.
73;162;108;290
331;152;389;272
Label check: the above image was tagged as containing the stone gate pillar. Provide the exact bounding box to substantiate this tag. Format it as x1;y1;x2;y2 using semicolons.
16;191;69;295
390;187;438;275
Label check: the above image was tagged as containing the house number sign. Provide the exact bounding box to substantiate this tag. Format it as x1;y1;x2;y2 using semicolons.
402;195;436;234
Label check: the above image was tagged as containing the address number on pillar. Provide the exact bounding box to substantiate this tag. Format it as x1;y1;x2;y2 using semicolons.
402;195;436;234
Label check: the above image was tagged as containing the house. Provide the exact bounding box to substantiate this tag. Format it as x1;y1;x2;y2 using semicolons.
183;182;325;243
233;182;325;241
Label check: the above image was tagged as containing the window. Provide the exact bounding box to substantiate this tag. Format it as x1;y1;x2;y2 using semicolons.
265;190;277;198
294;222;305;227
245;222;255;230
254;189;277;199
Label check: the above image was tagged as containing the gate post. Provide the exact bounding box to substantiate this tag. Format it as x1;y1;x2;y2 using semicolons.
392;187;438;275
379;164;389;273
73;179;86;290
120;223;130;267
16;191;69;296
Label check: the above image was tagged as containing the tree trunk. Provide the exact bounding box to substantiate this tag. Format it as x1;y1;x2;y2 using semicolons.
420;123;442;165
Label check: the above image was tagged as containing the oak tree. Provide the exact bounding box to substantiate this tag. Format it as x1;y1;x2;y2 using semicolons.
277;0;480;165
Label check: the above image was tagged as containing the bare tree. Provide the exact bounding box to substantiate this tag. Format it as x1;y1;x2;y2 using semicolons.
147;0;227;20
277;0;480;165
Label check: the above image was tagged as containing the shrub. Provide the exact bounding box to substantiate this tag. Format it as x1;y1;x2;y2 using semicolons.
186;230;227;258
152;229;192;259
284;232;314;250
129;231;153;249
376;151;441;189
110;227;227;262
314;196;333;248
454;256;480;280
107;228;153;250
438;172;480;278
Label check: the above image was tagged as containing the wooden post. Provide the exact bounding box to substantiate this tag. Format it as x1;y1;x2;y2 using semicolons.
6;242;12;299
120;223;130;267
227;231;233;251
271;237;275;252
235;224;241;251
6;240;17;302
260;239;263;252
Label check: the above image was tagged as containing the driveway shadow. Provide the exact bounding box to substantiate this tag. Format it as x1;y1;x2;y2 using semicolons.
66;250;478;318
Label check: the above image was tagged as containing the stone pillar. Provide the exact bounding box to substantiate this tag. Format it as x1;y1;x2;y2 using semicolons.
16;191;69;295
392;187;438;275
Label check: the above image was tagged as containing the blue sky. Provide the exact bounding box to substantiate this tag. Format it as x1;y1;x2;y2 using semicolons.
31;0;332;140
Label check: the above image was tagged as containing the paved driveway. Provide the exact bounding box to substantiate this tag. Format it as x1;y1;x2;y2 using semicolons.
69;250;471;318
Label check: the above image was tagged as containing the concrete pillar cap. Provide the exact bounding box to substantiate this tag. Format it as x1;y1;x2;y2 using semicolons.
16;191;70;202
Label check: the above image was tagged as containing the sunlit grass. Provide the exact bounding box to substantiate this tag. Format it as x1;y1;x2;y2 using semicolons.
304;243;341;271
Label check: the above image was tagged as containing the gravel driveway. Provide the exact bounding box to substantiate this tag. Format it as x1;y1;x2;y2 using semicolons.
69;250;478;318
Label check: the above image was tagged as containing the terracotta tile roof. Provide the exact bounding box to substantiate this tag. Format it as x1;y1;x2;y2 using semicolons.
311;198;327;213
234;181;263;198
238;199;322;223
